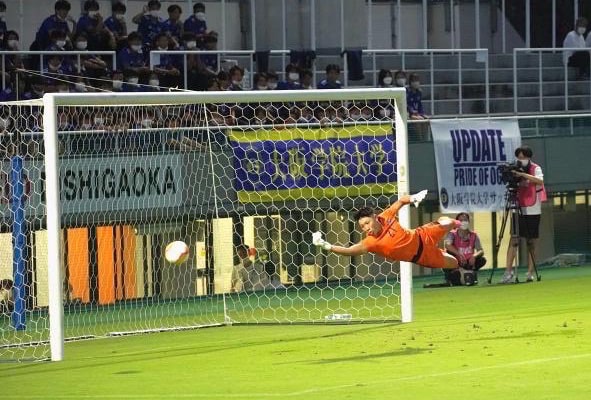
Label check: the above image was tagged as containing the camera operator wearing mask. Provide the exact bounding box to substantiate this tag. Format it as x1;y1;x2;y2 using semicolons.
502;145;546;283
444;212;486;286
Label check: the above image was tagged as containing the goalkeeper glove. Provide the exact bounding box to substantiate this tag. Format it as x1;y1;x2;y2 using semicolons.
312;232;332;251
410;189;428;207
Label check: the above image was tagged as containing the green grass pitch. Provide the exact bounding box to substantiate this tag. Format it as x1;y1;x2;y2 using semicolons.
2;265;590;399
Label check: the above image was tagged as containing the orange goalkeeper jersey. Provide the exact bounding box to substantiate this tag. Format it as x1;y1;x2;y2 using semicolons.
361;200;449;268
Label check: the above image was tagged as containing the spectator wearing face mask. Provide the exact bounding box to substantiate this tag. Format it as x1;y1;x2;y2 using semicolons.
2;31;23;72
441;213;486;287
563;17;590;79
184;2;213;47
406;73;426;120
122;70;142;92
77;0;114;50
277;64;302;90
266;71;279;90
228;65;244;91
104;1;128;50
253;73;268;90
117;31;150;78
151;32;181;87
111;70;125;92
132;0;164;47
74;32;108;77
36;0;75;50
393;70;407;88
377;69;394;88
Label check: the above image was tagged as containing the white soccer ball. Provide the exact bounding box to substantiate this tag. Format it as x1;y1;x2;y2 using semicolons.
165;241;190;265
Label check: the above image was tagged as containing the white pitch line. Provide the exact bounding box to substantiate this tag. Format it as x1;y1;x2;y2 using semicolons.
10;352;591;399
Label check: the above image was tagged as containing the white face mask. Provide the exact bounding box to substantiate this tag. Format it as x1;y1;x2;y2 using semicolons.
257;85;268;90
127;77;139;84
76;41;88;50
150;10;160;18
288;72;299;81
115;13;125;20
383;76;393;85
7;40;18;49
56;40;66;48
94;117;104;125
186;41;197;49
112;80;123;89
0;117;8;129
518;159;530;167
578;27;586;35
158;45;168;51
378;108;391;118
49;62;62;70
149;79;160;86
396;78;406;87
75;83;87;92
142;119;153;127
460;221;470;230
88;11;99;18
195;12;206;21
267;82;277;90
232;80;242;86
350;113;361;121
81;123;92;130
130;44;142;52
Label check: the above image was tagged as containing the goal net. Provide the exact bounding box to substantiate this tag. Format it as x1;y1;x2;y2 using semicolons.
0;88;410;362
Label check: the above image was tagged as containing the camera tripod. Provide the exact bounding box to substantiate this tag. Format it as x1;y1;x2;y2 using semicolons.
487;188;541;284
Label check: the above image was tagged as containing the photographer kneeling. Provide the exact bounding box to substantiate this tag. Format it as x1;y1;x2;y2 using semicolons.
444;213;486;286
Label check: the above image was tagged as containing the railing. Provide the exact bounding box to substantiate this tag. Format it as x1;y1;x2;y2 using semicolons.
359;49;490;115
512;48;591;114
5;48;591;117
0;51;117;89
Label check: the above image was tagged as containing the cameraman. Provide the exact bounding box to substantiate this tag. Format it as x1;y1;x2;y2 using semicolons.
502;145;547;283
444;212;486;285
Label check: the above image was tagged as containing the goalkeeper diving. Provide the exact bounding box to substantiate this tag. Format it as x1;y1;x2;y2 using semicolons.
313;190;460;269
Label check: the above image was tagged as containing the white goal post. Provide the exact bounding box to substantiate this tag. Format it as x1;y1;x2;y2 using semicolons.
6;88;411;362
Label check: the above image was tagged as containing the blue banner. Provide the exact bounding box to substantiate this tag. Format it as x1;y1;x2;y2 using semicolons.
229;125;397;202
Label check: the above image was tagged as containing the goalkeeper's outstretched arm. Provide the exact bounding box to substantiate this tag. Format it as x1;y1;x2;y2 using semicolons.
312;232;368;257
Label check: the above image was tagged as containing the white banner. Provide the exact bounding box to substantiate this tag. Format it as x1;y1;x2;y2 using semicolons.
430;119;522;212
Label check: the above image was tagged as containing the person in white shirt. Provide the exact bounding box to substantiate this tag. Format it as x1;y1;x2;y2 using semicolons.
563;18;590;79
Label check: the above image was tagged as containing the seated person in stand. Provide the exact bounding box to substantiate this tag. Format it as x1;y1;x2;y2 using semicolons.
444;212;486;286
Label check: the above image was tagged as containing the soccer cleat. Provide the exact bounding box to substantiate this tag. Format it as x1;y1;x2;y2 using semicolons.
526;274;534;282
501;271;514;284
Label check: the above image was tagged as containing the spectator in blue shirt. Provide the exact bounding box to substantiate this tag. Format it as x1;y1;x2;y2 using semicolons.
151;32;181;87
36;0;75;50
0;2;8;43
104;1;128;49
76;0;115;50
2;31;23;73
184;3;207;45
117;31;150;78
132;0;163;47
317;64;342;89
73;31;108;77
277;64;301;90
162;4;183;48
300;69;314;90
200;34;219;73
122;70;142;92
406;72;426;120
